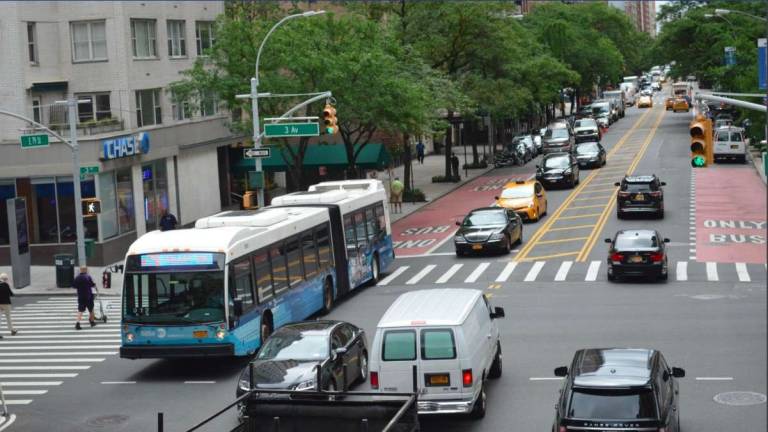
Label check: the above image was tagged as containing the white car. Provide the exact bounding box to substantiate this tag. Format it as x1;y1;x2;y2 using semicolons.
714;126;747;163
369;288;505;419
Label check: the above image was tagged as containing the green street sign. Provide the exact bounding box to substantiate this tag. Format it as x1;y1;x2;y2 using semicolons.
264;122;319;138
80;166;99;175
20;134;49;148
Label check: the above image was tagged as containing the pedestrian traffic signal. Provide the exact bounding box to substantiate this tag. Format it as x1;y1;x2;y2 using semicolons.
322;104;338;135
689;117;712;168
81;198;101;216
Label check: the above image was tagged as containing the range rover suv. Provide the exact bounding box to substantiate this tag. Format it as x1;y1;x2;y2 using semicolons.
552;348;685;432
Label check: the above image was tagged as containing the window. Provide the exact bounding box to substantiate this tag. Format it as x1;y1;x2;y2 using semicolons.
270;244;289;295
195;21;215;55
382;330;416;361
76;93;111;122
568;388;657;420
71;20;107;62
285;236;304;286
374;204;386;234
135;89;162;127
355;212;367;248
27;22;38;64
32;99;42;124
116;168;135;234
421;329;456;360
171;91;191;121
365;208;376;241
166;20;186;57
301;231;318;278
98;171;118;239
252;250;273;303
131;19;157;58
200;91;218;117
316;225;332;270
231;259;254;311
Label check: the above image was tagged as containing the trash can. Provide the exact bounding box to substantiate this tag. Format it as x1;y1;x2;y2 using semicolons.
54;254;75;288
84;239;95;259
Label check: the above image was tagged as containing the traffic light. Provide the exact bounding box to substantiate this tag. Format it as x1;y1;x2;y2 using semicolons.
81;198;101;217
322;104;338;135
689;116;712;168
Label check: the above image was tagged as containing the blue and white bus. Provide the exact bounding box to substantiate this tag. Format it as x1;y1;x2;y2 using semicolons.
120;180;394;359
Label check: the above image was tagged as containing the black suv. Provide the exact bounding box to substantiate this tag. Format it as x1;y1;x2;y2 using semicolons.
537;153;580;189
553;348;685;432
615;175;665;219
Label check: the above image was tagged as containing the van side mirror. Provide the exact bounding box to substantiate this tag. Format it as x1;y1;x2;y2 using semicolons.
613;182;621;187
333;347;347;359
604;238;612;243
672;367;685;378
663;238;670;243
660;182;667;186
490;306;505;319
234;299;244;316
554;366;568;377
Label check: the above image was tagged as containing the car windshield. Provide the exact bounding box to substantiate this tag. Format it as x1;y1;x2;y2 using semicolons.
463;211;507;226
546;128;569;139
592;104;609;114
576;143;600;154
544;156;570;169
257;330;328;361
615;234;658;249
569;388;657;420
574;119;597;128
501;185;534;199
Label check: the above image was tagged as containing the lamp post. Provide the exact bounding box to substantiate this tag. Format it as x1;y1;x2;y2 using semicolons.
250;10;325;208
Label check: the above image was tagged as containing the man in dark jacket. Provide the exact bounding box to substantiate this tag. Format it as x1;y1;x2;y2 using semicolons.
0;273;17;337
73;267;96;330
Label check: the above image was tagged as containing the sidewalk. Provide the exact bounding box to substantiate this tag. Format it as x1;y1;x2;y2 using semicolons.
1;263;123;297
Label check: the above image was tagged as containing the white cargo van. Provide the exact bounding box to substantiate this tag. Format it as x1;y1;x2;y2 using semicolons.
714;126;747;163
368;288;505;419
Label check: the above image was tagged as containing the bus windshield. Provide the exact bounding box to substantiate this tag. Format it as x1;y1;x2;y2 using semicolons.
123;271;226;324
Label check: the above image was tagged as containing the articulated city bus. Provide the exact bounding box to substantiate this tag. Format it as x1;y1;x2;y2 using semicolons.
120;180;394;359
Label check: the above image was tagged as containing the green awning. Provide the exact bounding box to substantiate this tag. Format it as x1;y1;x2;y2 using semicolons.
237;143;391;171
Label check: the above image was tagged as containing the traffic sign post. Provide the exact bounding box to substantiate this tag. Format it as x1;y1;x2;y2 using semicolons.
20;134;49;148
244;148;271;159
264;122;320;138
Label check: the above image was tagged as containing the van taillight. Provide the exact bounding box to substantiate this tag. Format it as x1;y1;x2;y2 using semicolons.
462;369;473;387
370;371;379;389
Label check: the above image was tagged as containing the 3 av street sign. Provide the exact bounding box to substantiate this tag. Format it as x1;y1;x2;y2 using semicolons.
244;147;271;159
20;134;49;148
264;122;319;138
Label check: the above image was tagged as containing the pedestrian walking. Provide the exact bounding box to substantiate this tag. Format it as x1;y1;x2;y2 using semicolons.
451;153;460;180
0;274;18;337
416;141;425;164
73;267;96;330
159;208;178;231
390;177;404;214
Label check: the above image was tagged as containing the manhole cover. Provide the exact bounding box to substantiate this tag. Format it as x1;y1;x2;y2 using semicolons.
714;391;767;406
86;415;130;427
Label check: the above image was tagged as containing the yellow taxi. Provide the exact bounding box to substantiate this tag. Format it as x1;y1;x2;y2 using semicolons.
495;179;547;222
665;97;674;111
672;97;690;113
637;94;653;108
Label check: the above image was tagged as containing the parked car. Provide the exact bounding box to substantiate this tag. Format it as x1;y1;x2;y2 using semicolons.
369;288;505;419
603;90;626;118
536;152;580;189
591;101;612;126
552;348;685;432
512;135;536;159
574;141;606;168
575;104;593;119
542;125;576;154
494;179;547;222
573;118;601;143
615;174;665;218
605;229;670;281
533;129;544;153
714;126;747;163
236;321;368;398
454;207;523;255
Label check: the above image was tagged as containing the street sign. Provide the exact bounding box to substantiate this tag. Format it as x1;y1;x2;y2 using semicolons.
758;38;766;90
82;199;101;216
264;122;319;138
724;46;736;67
80;166;99;175
20;134;49;148
244;148;271;159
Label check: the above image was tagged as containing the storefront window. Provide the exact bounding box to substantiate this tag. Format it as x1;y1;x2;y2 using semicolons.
142;160;169;232
116;168;135;234
55;176;97;242
99;172;118;239
0;181;15;245
31;177;57;243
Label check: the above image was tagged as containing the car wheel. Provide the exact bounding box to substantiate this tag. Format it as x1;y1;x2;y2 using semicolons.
488;344;502;379
607;268;616;282
358;351;368;383
456;249;464;257
575;175;580;185
516;228;523;246
659;272;668;282
616;209;623;219
658;209;665;219
504;236;512;254
470;384;487;419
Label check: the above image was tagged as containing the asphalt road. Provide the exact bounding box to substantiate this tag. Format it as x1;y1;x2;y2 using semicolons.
3;94;766;432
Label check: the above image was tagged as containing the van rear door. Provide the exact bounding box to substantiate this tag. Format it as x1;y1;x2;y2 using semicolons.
418;328;462;400
377;329;418;393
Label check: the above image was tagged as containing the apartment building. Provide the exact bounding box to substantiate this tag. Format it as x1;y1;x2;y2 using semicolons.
0;1;239;266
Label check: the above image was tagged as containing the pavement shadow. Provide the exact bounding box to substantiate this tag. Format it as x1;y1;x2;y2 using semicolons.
126;356;253;382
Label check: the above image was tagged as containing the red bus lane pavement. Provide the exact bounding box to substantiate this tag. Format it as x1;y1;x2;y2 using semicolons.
695;168;767;264
391;173;533;256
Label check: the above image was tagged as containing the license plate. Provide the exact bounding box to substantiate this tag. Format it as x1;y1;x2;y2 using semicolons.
730;145;739;149
426;374;450;386
193;330;208;338
629;256;643;263
634;193;645;201
472;244;483;250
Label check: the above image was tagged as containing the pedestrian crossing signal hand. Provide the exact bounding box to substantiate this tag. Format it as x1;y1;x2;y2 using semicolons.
322;104;338;135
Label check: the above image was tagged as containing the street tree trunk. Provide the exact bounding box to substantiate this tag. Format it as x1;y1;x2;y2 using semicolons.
281;136;310;191
444;111;454;178
471;130;479;166
402;133;412;196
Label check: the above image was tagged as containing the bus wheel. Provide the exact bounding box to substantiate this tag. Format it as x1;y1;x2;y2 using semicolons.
370;254;380;285
260;314;273;343
321;278;334;314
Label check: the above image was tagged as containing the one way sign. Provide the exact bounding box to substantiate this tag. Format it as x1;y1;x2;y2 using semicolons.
82;198;101;217
244;148;271;159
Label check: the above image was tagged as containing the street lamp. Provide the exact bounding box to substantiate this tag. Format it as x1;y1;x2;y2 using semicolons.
250;10;325;208
703;13;737;41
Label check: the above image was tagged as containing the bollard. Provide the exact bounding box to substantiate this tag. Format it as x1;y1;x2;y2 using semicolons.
157;412;163;432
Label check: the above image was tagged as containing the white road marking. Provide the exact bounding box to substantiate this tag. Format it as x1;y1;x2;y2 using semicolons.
406;265;436;285
0;374;78;378
465;263;490;283
3;390;47;395
735;263;750;282
554;261;572;282
377;266;409;286
695;377;733;381
5;329;119;334
529;377;563;381
0;382;62;386
2;400;32;405
396;252;456;259
184;381;216;384
495;263;517;282
436;264;463;284
524;261;545;282
0;365;90;370
0;358;104;363
0;352;116;356
706;262;719;281
585;261;601;282
0;345;120;350
101;381;137;385
676;261;688;281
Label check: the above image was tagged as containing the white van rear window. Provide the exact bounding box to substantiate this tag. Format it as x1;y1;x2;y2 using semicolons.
421;329;456;360
383;330;416;361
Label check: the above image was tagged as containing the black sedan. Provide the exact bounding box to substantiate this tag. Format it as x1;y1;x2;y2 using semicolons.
536;153;580;189
574;141;606;168
236;321;368;398
605;230;670;282
454;207;523;256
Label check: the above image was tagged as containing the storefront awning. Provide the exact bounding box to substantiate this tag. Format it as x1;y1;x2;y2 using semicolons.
237;143;391;171
29;81;68;92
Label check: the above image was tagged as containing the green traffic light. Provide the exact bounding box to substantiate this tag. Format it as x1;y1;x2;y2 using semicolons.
691;156;706;167
325;127;334;134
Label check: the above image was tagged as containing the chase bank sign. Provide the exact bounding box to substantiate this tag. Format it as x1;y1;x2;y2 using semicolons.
101;132;150;161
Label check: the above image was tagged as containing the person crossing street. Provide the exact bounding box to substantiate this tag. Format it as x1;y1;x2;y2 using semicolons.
0;273;18;337
73;267;97;330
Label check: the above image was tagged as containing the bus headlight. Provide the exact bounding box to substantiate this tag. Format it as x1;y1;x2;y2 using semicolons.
216;329;227;340
126;332;135;342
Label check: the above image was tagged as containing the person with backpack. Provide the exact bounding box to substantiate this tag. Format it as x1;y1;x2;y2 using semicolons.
0;273;18;337
73;267;97;330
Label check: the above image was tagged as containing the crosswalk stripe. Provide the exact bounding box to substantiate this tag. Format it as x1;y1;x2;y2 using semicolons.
0;346;120;350
495;263;517;282
0;359;104;363
406;265;436;285
2;400;33;405
378;266;409;286
0;382;62;386
524;262;545;282
735;263;750;282
436;264;463;284
465;263;490;283
0;352;116;356
3;390;48;395
5;329;119;335
706;262;719;281
554;261;572;282
585;261;601;281
0;374;78;378
674;261;687;281
0;366;90;370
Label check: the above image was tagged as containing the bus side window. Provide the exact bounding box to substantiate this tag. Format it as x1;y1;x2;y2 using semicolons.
252;250;274;304
354;211;367;249
286;236;304;287
316;225;332;270
365;208;376;241
301;230;318;279
270;244;289;295
344;215;358;258
374;204;386;234
230;258;254;313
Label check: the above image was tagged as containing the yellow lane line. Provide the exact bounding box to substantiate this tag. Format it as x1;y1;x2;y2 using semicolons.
536;236;589;245
546;224;596;232
572;195;613;202
521;251;579;261
565;204;608;210
576;107;666;262
556;213;602;220
580;187;618;194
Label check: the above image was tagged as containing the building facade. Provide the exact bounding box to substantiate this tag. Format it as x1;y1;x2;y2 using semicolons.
613;0;656;37
0;1;239;266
